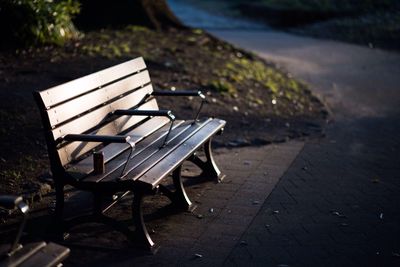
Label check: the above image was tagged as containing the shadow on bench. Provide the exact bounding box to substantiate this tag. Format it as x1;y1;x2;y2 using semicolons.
33;57;226;253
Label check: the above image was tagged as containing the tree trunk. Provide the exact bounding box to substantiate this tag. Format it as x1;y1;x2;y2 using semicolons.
75;0;186;31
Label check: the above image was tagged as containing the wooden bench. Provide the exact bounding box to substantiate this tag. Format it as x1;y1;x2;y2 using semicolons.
33;57;226;252
0;195;70;267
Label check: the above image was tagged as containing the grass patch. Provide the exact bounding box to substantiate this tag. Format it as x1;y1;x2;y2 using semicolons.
76;27;310;114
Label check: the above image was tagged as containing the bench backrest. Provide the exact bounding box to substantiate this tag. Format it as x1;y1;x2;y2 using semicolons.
34;57;159;171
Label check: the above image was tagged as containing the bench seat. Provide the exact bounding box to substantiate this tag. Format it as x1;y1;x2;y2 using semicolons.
67;118;224;189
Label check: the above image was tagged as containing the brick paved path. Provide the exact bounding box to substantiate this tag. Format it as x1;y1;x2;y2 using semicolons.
64;142;304;266
225;117;400;266
211;31;400;267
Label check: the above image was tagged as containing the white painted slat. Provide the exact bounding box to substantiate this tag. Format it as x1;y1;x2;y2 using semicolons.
47;71;151;126
51;85;154;140
57;99;160;166
39;57;146;108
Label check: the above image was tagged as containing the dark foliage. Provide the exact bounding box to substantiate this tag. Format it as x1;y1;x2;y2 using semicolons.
75;0;185;31
0;0;80;48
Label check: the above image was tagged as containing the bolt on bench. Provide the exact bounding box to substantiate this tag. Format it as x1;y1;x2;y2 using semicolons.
33;57;226;252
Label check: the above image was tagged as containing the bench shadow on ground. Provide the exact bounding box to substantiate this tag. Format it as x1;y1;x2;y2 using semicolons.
5;157;218;265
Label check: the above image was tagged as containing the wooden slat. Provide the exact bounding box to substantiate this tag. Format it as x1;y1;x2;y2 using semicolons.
39;57;146;108
51;85;155;140
57;99;159;166
66;116;174;178
80;120;194;183
70;120;188;182
18;242;70;267
139;119;226;189
1;242;47;267
47;71;151;126
95;118;213;183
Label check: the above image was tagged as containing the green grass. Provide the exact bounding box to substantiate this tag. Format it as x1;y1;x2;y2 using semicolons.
77;27;314;115
213;56;304;101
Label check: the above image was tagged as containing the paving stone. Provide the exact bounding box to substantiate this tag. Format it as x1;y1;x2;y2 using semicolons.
221;113;400;266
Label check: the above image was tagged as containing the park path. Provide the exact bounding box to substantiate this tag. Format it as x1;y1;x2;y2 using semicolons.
210;30;400;118
169;1;400;265
210;28;400;267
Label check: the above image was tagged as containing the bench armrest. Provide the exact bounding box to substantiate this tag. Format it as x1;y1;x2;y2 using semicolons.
152;90;205;99
113;109;175;121
0;195;29;254
114;109;176;148
63;134;131;144
0;195;24;210
63;135;135;179
152;90;206;122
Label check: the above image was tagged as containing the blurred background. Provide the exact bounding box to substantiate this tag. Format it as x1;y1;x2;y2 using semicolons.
1;0;399;50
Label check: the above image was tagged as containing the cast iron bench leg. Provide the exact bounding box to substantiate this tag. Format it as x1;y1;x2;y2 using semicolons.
172;166;195;211
52;180;69;240
188;139;225;182
132;189;157;253
158;166;194;212
54;181;65;221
